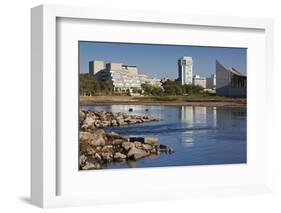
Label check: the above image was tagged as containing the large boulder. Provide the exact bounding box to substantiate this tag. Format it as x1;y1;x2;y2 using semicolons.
111;139;126;145
101;145;113;152
111;119;118;126
142;144;153;150
80;130;106;146
82;161;101;170
114;152;127;161
81;114;96;130
127;147;149;160
80;154;87;165
116;118;126;126
101;120;111;127
101;152;113;162
80;142;95;155
94;153;102;161
142;115;158;122
79;110;87;125
122;142;134;151
133;141;143;148
80;156;101;170
106;132;128;141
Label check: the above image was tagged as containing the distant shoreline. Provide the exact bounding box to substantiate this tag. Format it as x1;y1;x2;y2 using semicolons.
80;96;246;107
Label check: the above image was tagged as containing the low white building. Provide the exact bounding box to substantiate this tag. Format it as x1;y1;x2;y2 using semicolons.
89;60;161;92
192;75;206;88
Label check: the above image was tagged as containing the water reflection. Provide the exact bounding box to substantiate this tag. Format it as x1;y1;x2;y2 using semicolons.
81;105;247;169
180;106;194;146
179;106;218;147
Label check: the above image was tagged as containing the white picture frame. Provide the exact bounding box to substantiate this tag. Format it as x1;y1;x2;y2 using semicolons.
31;4;274;208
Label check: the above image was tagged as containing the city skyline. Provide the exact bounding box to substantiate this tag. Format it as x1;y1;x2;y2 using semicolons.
79;41;247;79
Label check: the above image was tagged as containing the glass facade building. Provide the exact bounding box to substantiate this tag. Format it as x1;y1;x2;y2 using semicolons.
178;56;193;85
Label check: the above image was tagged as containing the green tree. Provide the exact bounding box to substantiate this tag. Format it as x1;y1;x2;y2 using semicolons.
161;79;204;96
191;85;204;94
162;80;182;95
100;81;114;94
79;74;100;96
141;83;163;96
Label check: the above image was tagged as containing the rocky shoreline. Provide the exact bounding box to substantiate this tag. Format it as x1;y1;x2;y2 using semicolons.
79;110;175;170
80;110;159;130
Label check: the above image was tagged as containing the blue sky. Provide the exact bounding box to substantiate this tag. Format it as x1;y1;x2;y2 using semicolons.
79;41;247;79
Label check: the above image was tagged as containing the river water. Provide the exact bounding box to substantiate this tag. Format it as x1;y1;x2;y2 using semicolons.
81;105;247;169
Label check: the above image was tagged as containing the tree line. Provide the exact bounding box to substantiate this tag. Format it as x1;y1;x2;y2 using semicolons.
80;74;204;96
141;79;204;96
80;74;113;96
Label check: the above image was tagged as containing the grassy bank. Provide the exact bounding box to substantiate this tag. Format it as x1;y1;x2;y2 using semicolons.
133;94;245;102
80;94;246;107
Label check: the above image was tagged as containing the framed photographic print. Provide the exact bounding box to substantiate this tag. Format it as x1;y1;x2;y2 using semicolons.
31;4;274;208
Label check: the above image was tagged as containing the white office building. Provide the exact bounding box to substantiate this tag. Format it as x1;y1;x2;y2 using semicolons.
89;60;105;81
206;74;216;90
178;56;193;85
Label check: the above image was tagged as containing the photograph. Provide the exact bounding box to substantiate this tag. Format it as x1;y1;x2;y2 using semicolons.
79;41;247;170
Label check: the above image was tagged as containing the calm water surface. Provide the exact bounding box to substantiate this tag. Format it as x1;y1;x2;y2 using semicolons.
81;105;247;169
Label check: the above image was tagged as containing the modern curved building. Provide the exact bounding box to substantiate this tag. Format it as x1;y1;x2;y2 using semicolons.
216;60;246;97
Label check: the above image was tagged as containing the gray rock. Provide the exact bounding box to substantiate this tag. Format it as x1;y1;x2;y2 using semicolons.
124;118;131;123
80;154;87;165
101;145;113;152
129;119;137;124
79;110;86;124
117;118;126;126
142;144;153;150
80;142;95;154
133;141;143;148
82;161;100;170
94;120;102;128
106;132;128;141
101;152;113;161
111;119;118;126
127;147;149;160
144;137;159;144
81;155;102;170
122;142;134;151
111;139;125;145
81;115;96;130
80;131;106;146
101;120;111;127
114;152;127;160
150;148;157;153
94;153;102;161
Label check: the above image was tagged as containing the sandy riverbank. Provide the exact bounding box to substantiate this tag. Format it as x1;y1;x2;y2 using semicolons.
80;96;246;107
